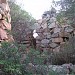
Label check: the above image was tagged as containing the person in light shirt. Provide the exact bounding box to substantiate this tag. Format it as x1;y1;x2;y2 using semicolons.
32;30;38;49
33;30;38;38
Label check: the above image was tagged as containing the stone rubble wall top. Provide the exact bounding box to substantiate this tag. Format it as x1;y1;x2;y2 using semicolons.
34;8;74;52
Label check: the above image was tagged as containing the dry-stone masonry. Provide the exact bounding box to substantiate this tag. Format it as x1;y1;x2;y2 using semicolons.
0;0;14;42
34;8;74;52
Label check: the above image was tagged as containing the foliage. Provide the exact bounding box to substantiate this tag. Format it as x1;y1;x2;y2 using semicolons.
54;0;75;65
0;42;59;75
8;1;35;43
49;70;58;75
0;42;45;75
0;42;22;75
51;35;75;65
0;41;75;74
55;0;75;27
8;0;35;28
56;11;67;25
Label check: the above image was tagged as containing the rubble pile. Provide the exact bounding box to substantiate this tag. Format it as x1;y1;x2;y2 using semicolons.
35;8;74;52
0;0;14;42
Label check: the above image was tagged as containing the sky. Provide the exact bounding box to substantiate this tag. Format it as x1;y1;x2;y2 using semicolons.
16;0;60;20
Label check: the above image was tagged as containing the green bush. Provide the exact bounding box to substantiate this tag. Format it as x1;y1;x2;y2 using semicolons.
0;42;49;75
0;42;22;75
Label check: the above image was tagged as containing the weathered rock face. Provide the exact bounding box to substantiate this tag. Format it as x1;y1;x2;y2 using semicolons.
34;8;74;52
0;0;14;42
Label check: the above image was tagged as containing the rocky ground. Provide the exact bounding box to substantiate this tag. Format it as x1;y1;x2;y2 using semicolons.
23;63;75;75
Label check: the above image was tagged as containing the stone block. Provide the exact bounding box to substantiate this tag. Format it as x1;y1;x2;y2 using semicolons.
48;22;56;29
0;28;8;40
36;27;43;33
49;43;59;48
41;43;49;48
54;27;61;33
33;23;41;29
65;26;73;33
61;24;70;28
59;32;69;37
52;38;63;43
51;33;59;38
50;17;56;23
0;0;7;3
41;23;47;29
41;39;50;44
36;40;41;44
43;28;50;32
43;32;51;39
36;35;43;40
46;34;51;39
2;20;11;30
37;19;42;24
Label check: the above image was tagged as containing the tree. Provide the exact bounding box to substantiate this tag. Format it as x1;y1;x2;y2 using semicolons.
8;0;35;28
56;0;75;27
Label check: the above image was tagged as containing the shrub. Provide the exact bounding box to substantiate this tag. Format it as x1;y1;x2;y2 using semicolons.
0;42;22;75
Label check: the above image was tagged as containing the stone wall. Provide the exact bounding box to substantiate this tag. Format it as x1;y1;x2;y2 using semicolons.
35;8;74;52
0;0;14;42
